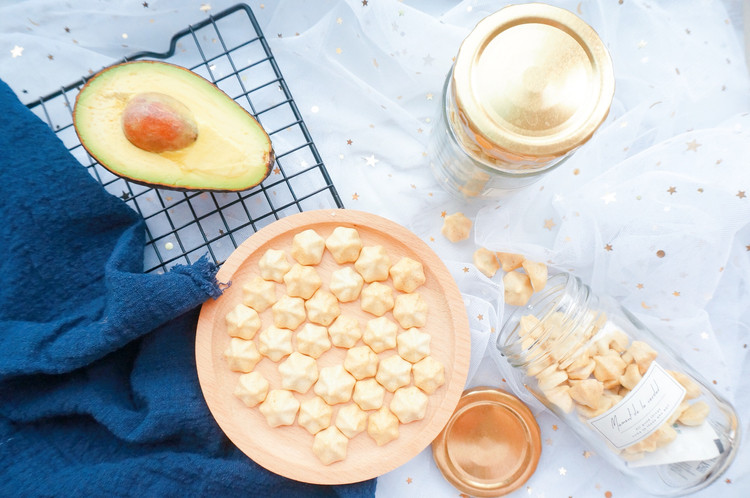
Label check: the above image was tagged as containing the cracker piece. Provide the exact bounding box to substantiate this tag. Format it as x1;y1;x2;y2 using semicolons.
291;229;325;265
312;426;348;465
473;247;500;278
325;226;362;264
389;257;425;293
441;212;472;243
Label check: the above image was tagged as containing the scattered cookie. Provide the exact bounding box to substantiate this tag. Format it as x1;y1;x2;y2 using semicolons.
328;315;362;348
278;352;319;394
496;252;525;272
522;260;547;292
224;337;261;373
329;266;364;302
314;365;356;405
412;356;445;394
367;406;400;446
225;303;261;340
678;401;710;426
296;323;332;359
313;426;349;465
259;389;300;427
291;229;325;266
234;371;269;408
503;270;534;306
335;403;369;439
360;282;394;317
325;226;362;264
352;378;386;411
668;370;701;399
257;326;293;362
271;295;306;330
298;396;333;435
473;247;500;278
397;328;431;363
242;276;277;312
355;245;392;283
363;316;398;353
389;257;425;293
305;289;341;326
441;212;471;243
343;345;379;380
283;264;322;299
376;354;412;392
258;248;292;283
390;386;428;424
392;292;428;329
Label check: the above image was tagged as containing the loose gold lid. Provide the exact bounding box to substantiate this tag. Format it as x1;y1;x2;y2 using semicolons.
452;3;615;158
432;387;541;497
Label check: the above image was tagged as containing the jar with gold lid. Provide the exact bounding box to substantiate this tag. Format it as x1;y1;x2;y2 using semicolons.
430;3;615;198
496;272;740;496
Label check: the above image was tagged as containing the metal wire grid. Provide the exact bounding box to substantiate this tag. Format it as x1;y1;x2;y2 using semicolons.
25;3;343;273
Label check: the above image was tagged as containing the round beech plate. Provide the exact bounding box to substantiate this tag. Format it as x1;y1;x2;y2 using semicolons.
196;209;471;485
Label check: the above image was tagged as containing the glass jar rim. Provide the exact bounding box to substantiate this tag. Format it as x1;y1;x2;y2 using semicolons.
496;272;592;363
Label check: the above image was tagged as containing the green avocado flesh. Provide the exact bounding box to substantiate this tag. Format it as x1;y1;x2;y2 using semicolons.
74;61;274;191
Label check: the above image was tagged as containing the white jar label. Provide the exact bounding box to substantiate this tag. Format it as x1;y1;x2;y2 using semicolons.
588;362;686;450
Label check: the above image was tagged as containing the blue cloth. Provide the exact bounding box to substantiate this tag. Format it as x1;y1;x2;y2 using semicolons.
0;79;375;498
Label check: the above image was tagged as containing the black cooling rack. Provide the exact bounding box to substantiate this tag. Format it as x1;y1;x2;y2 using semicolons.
25;3;343;274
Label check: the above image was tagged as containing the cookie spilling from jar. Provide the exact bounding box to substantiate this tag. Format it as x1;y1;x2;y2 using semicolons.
516;308;710;461
440;213;547;307
223;226;446;465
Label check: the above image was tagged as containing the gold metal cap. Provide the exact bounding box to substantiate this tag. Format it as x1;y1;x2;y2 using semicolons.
452;3;615;160
432;387;541;497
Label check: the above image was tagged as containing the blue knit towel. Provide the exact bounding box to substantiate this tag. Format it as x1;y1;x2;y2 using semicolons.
0;79;375;497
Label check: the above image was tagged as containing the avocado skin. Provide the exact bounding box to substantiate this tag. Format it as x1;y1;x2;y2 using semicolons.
73;61;275;192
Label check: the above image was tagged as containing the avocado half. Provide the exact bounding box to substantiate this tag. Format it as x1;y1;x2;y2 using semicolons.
73;61;274;192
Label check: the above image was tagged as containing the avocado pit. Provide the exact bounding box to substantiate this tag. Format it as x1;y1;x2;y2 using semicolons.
121;92;198;153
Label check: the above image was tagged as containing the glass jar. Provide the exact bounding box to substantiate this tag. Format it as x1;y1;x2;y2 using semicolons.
429;3;614;199
496;273;740;496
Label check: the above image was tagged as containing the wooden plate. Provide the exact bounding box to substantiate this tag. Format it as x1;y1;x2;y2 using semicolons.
196;209;471;484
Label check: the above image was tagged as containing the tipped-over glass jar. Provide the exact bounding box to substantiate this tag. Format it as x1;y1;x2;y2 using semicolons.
497;273;739;496
429;3;614;199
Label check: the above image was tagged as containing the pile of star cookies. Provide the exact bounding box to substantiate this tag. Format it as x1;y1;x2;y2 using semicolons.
223;226;446;465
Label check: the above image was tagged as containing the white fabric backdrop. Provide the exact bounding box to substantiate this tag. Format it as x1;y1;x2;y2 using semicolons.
1;1;749;496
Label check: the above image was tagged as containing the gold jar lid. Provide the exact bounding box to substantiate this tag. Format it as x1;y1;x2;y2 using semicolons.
452;3;615;159
432;387;541;497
